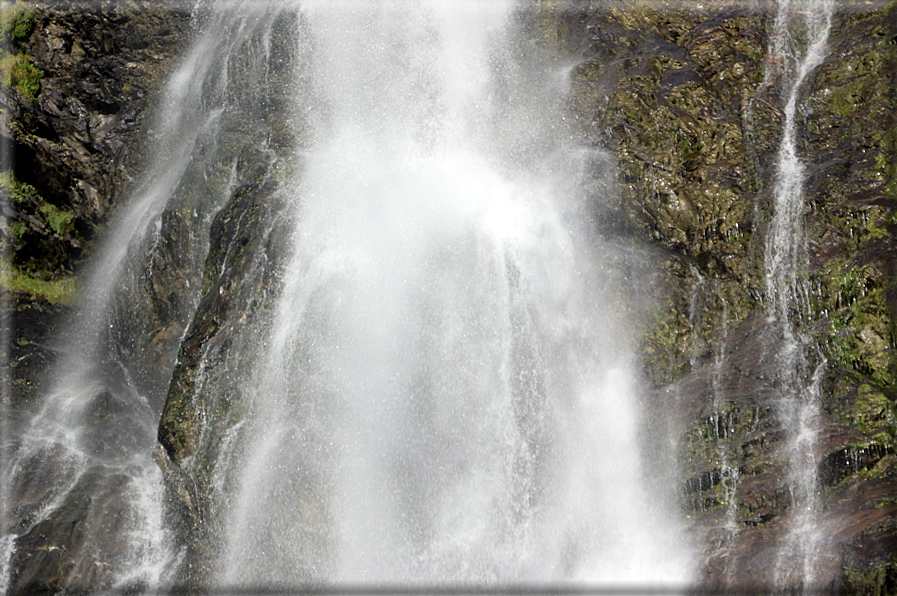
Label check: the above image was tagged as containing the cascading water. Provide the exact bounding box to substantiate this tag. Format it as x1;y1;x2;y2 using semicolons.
689;271;739;533
0;3;287;591
8;0;896;591
205;0;692;589
763;0;834;591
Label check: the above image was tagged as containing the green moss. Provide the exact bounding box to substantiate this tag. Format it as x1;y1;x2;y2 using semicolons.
643;308;692;384
159;358;200;463
841;546;897;594
855;384;896;439
531;0;567;54
829;77;870;116
683;402;760;475
816;263;896;386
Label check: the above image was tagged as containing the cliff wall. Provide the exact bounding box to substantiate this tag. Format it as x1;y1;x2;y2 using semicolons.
1;0;191;410
533;0;897;590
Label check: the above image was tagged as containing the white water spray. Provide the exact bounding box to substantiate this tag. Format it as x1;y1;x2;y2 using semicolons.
763;0;834;591
214;0;692;589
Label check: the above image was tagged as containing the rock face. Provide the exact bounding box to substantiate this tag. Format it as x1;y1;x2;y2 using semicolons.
152;11;314;584
1;0;191;410
3;0;190;260
4;2;189;228
1;2;192;593
3;0;896;592
532;0;897;591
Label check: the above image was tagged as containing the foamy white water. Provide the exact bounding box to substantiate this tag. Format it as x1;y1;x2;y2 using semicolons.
215;0;692;589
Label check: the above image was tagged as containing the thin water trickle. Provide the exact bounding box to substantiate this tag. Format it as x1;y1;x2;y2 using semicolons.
763;0;834;591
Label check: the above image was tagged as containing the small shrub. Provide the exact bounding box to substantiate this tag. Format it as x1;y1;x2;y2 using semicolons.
40;202;74;236
0;170;40;204
10;220;27;237
1;171;75;237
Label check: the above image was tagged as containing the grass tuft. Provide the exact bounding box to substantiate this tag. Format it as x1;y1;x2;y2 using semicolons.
0;260;78;305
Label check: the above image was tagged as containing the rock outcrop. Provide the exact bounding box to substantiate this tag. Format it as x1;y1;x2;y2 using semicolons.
1;2;191;593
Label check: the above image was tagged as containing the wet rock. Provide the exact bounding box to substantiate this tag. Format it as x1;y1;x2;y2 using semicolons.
3;0;895;591
536;0;897;591
2;3;194;593
1;293;66;409
2;0;192;419
6;465;134;594
156;166;295;585
154;10;309;587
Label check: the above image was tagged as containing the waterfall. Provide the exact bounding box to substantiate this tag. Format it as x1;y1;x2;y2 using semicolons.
0;3;286;591
8;0;896;590
765;0;834;321
763;0;834;591
207;0;692;589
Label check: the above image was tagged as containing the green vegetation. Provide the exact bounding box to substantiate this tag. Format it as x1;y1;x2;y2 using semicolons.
40;201;74;237
1;52;42;101
0;2;41;102
642;307;692;384
855;384;897;441
814;262;896;387
0;259;77;304
841;551;897;595
0;171;75;239
0;171;79;303
1;1;36;44
0;169;39;204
